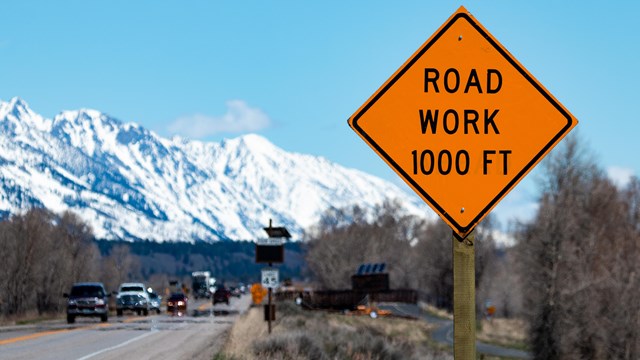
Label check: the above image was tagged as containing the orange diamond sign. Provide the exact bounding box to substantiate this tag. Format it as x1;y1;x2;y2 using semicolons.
348;6;578;238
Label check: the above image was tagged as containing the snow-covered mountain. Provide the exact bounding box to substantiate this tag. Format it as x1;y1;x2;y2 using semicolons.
0;97;432;242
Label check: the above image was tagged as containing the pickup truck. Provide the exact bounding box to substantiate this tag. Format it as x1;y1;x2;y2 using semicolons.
116;282;150;316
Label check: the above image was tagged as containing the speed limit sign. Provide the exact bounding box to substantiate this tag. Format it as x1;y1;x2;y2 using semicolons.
261;268;279;289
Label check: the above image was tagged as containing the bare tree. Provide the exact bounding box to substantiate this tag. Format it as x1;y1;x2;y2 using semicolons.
412;215;497;311
56;211;99;283
0;219;20;316
36;210;100;313
477;247;523;318
102;244;141;292
305;201;420;290
2;209;55;316
516;135;640;359
412;219;453;308
0;207;100;317
517;136;599;359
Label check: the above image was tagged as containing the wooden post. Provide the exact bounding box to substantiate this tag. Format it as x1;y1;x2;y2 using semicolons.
453;230;476;359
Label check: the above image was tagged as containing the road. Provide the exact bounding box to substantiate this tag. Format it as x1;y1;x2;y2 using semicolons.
0;295;251;360
378;303;532;359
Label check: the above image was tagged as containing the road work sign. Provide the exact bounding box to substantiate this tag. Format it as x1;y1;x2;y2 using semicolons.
348;6;577;237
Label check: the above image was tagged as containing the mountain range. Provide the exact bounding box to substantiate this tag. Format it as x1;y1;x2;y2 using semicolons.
0;97;432;242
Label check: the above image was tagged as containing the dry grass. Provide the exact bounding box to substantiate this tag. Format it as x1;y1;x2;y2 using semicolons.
221;306;268;359
0;310;62;326
218;301;452;360
476;318;528;350
415;302;528;352
418;302;453;320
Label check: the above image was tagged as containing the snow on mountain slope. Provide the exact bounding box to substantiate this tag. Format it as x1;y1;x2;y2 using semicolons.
0;97;433;242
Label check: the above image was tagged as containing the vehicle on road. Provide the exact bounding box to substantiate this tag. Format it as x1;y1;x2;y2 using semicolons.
229;286;242;298
148;292;162;314
116;293;149;316
167;292;188;313
116;282;150;316
213;286;231;305
238;283;247;294
64;282;110;324
191;271;216;299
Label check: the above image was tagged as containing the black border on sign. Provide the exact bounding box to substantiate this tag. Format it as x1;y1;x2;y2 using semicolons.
348;12;576;236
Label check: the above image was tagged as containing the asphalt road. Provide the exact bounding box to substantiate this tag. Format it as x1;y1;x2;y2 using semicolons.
378;303;532;359
0;294;251;360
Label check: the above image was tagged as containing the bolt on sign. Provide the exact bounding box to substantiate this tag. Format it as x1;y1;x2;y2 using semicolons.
348;6;577;238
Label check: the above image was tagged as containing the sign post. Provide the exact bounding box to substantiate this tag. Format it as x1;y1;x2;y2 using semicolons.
257;220;290;334
347;6;577;358
453;231;475;357
262;266;279;329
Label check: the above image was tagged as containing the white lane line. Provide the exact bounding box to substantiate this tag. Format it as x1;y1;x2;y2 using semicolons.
76;330;158;360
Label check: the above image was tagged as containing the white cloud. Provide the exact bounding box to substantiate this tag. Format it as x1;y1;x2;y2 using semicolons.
491;178;540;227
490;229;517;248
493;197;539;226
607;166;634;188
168;100;271;138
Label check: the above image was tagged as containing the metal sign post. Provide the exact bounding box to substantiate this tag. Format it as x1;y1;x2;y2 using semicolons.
257;220;289;335
268;263;273;334
262;266;279;334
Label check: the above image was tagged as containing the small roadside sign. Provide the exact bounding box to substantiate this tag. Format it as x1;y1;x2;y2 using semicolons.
348;6;577;238
261;268;279;289
257;237;285;246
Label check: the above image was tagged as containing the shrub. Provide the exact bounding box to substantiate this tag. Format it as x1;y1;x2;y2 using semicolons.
252;333;326;360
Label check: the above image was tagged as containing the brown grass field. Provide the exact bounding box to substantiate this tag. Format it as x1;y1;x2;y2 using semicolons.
216;301;453;360
477;318;528;351
216;299;529;360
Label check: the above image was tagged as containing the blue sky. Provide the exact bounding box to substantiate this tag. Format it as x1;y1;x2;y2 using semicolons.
1;1;638;227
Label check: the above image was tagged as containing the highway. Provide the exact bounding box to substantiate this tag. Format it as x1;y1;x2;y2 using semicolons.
0;295;251;360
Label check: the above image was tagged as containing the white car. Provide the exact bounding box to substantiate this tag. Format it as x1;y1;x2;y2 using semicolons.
116;282;151;316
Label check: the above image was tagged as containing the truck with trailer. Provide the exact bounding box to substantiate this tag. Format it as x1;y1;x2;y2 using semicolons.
191;271;216;299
